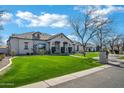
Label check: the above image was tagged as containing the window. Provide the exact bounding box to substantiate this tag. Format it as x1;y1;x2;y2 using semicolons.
63;42;68;47
33;33;40;39
37;33;40;39
24;42;29;50
77;45;79;51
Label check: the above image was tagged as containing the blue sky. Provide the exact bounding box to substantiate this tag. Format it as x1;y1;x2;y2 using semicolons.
0;5;124;44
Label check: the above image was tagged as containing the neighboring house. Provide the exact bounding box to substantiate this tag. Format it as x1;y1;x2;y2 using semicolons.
85;43;97;52
7;32;83;55
0;46;8;55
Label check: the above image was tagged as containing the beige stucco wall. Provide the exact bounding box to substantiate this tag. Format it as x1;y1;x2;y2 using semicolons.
47;35;83;53
0;48;8;54
8;38;19;55
8;34;83;55
47;35;74;52
8;38;46;55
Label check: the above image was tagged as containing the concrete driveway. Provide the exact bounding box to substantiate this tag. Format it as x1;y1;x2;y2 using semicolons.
51;65;124;88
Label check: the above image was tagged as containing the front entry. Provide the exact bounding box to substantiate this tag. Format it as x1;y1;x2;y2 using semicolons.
61;47;65;53
34;43;46;54
55;41;60;54
68;47;72;53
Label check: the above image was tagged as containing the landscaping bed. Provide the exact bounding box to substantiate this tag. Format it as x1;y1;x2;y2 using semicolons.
0;55;101;88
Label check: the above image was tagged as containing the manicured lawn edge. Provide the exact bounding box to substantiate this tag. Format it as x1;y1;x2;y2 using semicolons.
0;55;102;88
118;56;124;60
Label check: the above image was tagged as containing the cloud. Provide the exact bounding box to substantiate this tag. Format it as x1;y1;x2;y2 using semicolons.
74;5;124;16
15;19;24;27
0;34;9;45
74;5;124;28
15;11;69;28
67;35;79;41
0;12;13;25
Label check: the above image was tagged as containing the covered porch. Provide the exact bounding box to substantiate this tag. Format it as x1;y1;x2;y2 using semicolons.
49;41;73;54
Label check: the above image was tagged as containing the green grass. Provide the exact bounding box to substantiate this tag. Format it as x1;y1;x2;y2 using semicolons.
74;52;99;58
118;56;124;60
0;55;101;88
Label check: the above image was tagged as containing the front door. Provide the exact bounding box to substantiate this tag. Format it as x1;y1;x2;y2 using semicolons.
68;47;72;53
61;47;65;53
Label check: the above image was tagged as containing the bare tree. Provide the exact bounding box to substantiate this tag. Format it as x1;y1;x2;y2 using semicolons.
70;7;99;56
70;6;113;56
108;33;121;53
92;15;113;52
121;37;124;52
115;38;122;53
0;10;5;30
117;33;124;53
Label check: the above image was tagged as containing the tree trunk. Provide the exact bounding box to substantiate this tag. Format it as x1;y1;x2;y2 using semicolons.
111;45;114;54
82;45;86;57
116;45;120;54
122;43;124;51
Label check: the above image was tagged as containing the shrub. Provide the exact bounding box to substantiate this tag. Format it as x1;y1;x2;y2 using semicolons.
39;49;45;55
0;54;5;61
11;51;16;56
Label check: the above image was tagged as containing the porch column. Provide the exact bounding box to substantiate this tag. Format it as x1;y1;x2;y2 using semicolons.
48;42;52;54
63;42;68;53
73;44;75;53
55;41;61;54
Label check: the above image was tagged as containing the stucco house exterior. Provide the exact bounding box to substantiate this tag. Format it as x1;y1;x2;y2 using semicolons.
0;46;8;55
7;32;83;55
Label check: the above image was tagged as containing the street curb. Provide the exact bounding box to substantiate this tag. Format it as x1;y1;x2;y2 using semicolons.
20;65;112;88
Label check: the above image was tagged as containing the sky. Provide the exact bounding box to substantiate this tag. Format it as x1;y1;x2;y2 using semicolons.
0;5;124;45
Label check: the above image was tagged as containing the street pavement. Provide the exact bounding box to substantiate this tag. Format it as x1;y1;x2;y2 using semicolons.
50;66;124;88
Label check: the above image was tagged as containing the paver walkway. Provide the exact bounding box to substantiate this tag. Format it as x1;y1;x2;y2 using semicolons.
0;57;11;69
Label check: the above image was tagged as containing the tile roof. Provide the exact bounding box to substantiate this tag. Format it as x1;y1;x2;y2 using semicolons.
0;45;8;48
10;32;74;43
11;32;52;40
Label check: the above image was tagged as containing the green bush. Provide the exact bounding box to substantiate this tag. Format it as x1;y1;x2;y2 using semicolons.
0;54;5;61
11;51;16;56
39;49;46;55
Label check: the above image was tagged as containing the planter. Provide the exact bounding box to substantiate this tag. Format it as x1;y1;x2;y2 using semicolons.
99;52;108;64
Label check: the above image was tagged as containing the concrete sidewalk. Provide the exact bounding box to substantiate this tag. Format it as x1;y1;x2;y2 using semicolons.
20;65;111;88
51;66;124;88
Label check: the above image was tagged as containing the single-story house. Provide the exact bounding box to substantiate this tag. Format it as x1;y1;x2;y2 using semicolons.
7;32;84;55
0;46;8;55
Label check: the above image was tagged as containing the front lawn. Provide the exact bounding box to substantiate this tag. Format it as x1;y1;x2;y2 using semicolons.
118;56;124;60
74;52;99;58
0;55;101;87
